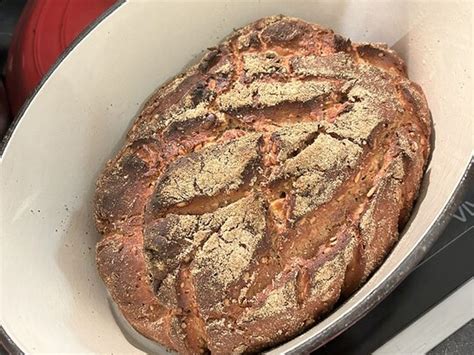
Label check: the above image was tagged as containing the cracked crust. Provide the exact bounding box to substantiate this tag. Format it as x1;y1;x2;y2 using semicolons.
95;15;431;354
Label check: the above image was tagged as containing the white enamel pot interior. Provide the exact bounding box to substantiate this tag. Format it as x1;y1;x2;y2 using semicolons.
0;1;472;353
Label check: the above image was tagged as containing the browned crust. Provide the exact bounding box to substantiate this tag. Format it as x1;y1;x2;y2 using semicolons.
94;15;431;354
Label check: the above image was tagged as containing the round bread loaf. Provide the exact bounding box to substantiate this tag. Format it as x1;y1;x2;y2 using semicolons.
95;15;431;354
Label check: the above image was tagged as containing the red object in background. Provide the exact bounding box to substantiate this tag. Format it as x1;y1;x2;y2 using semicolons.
0;80;10;138
5;0;116;116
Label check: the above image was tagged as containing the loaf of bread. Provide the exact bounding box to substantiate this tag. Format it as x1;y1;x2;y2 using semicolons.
95;15;431;354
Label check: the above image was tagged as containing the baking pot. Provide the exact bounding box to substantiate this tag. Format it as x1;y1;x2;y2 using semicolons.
0;1;472;353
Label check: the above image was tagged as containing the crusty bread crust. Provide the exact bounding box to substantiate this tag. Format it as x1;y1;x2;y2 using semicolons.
95;15;431;354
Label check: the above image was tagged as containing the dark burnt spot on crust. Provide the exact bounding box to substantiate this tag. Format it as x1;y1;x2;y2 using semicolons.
237;29;263;51
198;48;222;73
356;43;407;76
163;112;218;138
149;72;205;118
144;214;200;286
122;154;149;177
95;154;149;228
190;82;215;106
248;31;262;48
334;34;352;52
261;18;308;44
